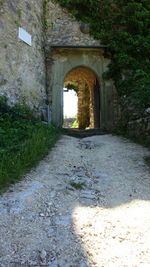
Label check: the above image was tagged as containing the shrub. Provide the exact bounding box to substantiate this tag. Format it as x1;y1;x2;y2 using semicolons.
0;97;60;191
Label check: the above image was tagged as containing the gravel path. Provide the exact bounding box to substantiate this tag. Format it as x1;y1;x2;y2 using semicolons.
0;134;150;267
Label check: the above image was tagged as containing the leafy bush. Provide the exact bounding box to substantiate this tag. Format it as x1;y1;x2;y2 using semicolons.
145;156;150;167
0;97;60;191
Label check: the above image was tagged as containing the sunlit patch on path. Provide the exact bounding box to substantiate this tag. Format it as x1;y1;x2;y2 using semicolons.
0;135;149;266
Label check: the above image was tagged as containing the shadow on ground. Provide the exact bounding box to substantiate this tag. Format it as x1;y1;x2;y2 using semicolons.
0;134;150;266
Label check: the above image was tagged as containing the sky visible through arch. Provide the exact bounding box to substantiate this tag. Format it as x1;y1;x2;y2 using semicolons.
63;89;77;118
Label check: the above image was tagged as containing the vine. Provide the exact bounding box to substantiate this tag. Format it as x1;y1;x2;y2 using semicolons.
42;0;50;30
55;0;150;115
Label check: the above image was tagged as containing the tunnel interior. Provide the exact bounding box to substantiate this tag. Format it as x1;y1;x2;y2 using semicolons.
63;66;100;130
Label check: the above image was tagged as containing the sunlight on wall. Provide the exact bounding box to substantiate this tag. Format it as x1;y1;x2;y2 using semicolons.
63;89;78;118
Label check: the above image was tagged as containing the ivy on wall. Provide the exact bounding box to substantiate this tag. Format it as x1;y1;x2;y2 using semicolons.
42;0;49;30
55;0;150;111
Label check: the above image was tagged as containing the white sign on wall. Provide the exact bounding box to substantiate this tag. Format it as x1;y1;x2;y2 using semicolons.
18;27;32;46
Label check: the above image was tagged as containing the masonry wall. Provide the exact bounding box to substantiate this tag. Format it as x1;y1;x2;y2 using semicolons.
0;0;46;117
0;0;120;128
46;1;100;46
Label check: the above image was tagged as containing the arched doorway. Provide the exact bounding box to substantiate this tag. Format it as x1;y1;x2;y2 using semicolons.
63;66;100;129
48;47;116;130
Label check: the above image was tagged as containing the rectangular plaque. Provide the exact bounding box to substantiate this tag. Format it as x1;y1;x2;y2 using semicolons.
18;27;32;46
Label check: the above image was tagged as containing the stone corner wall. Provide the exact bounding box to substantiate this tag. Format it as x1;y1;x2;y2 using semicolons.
46;0;100;46
0;0;47;118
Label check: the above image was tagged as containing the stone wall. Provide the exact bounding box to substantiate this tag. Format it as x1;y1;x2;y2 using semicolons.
48;47;117;129
128;109;150;141
0;0;46;117
46;1;100;46
0;0;120;129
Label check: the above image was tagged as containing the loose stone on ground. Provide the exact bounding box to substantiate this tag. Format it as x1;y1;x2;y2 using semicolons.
0;135;150;266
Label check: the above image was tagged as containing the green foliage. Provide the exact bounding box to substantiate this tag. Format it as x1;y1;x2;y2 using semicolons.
144;156;150;167
71;120;79;128
56;0;150;111
0;97;60;191
69;181;85;190
42;0;50;30
65;83;78;94
14;8;22;27
0;1;3;8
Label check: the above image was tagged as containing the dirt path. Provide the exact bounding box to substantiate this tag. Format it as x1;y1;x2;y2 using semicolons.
0;135;150;267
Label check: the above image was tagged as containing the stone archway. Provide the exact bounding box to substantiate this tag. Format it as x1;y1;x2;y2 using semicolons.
64;66;100;129
47;47;116;130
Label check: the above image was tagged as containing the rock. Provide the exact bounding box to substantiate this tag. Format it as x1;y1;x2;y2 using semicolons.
16;77;23;87
56;171;71;176
47;202;53;206
55;184;66;191
0;20;4;29
145;108;150;114
39;213;45;217
93;173;109;179
0;72;7;86
26;2;31;10
80;190;96;199
48;258;59;267
138;161;145;167
46;208;51;213
79;141;95;150
76;172;85;177
80;23;90;34
66;185;75;191
69;176;87;184
40;249;47;261
47;228;54;237
54;215;72;227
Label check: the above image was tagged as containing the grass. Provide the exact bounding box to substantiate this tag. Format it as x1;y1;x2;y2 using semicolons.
71;120;79;129
0;96;60;192
0;125;60;192
69;181;85;190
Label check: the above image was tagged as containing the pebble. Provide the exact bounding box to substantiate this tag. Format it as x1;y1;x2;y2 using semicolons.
48;258;59;267
138;161;145;167
39;213;45;217
0;135;149;266
54;215;72;227
40;249;47;260
80;190;96;199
